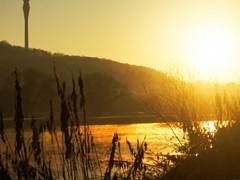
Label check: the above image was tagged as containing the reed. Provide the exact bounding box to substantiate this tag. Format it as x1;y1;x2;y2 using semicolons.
0;69;106;179
2;68;240;179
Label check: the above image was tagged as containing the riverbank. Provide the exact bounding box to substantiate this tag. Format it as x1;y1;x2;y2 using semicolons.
2;113;177;128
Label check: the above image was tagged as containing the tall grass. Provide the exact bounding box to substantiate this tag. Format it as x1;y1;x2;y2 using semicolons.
1;68;239;179
0;68;104;179
0;69;158;180
157;80;240;179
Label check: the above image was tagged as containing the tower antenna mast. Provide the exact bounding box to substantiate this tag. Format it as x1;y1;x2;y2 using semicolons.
23;0;30;49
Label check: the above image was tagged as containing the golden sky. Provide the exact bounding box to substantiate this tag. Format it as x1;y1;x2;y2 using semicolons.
1;0;240;82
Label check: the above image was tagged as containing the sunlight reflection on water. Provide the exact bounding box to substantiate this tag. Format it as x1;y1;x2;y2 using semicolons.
3;121;221;161
200;120;217;133
89;121;226;160
89;123;184;160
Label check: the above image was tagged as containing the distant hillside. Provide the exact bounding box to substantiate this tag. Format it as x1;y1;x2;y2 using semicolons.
1;41;240;122
0;41;176;117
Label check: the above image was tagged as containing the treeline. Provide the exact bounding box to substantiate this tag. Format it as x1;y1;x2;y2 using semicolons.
1;41;240;121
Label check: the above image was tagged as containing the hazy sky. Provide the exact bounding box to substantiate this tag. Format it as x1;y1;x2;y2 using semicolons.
1;0;240;81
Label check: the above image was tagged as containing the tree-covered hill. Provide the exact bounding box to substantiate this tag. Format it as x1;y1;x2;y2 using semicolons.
0;41;171;117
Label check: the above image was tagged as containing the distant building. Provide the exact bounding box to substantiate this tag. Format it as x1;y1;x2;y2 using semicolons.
23;0;30;49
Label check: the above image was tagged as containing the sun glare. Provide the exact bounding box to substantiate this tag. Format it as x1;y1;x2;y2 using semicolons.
188;26;235;81
201;120;217;134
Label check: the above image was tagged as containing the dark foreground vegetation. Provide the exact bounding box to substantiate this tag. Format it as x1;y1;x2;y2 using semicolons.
0;69;151;179
162;121;240;180
1;69;240;180
1;42;240;179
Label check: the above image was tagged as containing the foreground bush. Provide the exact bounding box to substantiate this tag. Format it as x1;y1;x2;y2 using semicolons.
160;121;240;180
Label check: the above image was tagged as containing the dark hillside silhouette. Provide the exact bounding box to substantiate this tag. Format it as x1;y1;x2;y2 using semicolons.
1;42;240;122
0;42;168;117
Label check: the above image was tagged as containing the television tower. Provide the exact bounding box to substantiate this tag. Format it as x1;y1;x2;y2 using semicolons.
23;0;30;49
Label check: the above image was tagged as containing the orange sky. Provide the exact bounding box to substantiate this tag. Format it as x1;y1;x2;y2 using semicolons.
1;0;240;82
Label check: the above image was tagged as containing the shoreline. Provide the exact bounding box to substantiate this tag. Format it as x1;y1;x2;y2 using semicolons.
3;114;176;127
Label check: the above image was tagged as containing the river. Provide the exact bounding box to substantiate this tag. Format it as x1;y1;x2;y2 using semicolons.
3;121;216;162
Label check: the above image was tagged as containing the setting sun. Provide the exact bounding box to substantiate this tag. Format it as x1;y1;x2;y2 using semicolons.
188;26;235;81
3;1;240;179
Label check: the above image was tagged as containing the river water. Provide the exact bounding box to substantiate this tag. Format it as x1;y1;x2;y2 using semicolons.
1;120;218;179
3;121;216;162
87;121;217;160
91;122;183;159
